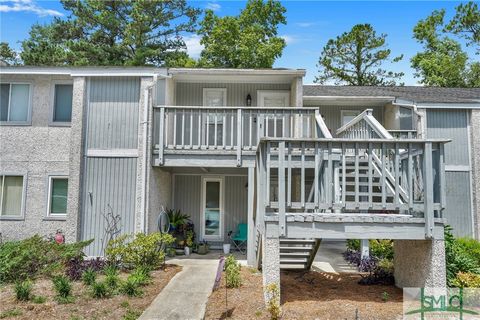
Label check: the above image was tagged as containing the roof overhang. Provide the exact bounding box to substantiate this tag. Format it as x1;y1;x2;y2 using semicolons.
303;95;395;106
0;66;168;77
169;68;306;83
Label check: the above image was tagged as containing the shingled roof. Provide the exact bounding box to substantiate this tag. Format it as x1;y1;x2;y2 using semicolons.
303;85;480;103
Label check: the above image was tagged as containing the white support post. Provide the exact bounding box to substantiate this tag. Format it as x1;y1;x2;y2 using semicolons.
361;239;370;259
237;109;242;166
278;141;286;236
157;106;165;166
424;142;434;239
247;167;256;266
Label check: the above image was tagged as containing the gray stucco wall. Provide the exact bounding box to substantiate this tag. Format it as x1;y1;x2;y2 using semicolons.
471;110;480;239
0;74;80;241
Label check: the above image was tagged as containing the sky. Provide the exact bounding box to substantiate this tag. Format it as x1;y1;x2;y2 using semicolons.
0;0;477;84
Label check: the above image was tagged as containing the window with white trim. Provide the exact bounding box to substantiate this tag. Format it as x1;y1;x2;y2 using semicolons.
52;84;73;123
0;83;31;123
341;110;360;126
0;175;25;217
48;177;69;216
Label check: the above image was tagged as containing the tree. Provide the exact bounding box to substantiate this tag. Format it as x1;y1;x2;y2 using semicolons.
0;42;20;65
314;24;404;86
411;9;478;87
21;0;200;67
197;0;286;68
445;1;480;53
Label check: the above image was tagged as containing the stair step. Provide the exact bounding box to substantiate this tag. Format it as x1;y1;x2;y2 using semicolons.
280;258;308;263
280;246;313;251
280;264;307;269
280;252;311;257
280;239;316;244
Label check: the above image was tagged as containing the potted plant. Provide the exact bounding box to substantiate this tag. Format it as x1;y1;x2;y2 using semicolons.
166;209;190;232
184;230;194;256
197;241;209;255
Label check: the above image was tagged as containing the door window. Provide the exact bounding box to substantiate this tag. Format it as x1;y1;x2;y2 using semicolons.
202;178;223;240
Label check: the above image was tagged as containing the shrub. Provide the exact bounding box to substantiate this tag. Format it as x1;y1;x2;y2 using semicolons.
120;278;143;297
91;281;109;298
456;237;480;266
265;283;281;320
128;267;151;286
52;275;72;299
82;268;96;286
104;265;120;289
0;235;93;283
66;256;105;281
106;232;174;270
451;272;480;288
445;226;480;285
225;255;241;288
14;280;32;301
345;239;393;260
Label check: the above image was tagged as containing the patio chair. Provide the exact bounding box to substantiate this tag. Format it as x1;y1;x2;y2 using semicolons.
228;223;247;254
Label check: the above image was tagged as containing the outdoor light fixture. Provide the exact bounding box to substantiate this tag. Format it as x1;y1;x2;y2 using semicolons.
246;94;252;106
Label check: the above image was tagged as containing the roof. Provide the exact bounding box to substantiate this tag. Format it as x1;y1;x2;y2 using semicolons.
303;85;480;104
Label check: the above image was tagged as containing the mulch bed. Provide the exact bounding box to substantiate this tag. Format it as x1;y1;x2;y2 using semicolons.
0;265;181;320
205;268;403;320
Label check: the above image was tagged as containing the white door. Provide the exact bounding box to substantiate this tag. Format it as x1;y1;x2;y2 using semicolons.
203;88;226;146
257;91;290;137
201;177;224;241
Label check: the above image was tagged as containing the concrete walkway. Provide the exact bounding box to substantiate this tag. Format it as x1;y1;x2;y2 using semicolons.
312;240;357;273
139;259;218;320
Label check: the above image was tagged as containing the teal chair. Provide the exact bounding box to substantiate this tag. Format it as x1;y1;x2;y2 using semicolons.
228;223;248;254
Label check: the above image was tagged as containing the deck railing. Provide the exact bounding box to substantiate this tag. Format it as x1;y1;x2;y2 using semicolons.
255;138;449;238
154;106;326;166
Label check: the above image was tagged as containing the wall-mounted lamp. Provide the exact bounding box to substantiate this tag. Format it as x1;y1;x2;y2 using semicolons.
246;94;252;106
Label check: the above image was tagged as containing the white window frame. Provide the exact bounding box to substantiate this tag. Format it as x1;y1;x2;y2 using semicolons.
200;176;224;241
46;175;69;219
341;110;361;126
0;173;27;220
257;90;290;108
0;82;33;125
202;88;227;107
50;80;74;126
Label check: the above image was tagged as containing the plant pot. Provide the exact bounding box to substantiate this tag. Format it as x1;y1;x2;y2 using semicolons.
223;243;231;254
184;246;191;256
197;244;209;255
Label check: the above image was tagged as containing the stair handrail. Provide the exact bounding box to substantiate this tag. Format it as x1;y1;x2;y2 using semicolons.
314;110;333;139
336;109;393;139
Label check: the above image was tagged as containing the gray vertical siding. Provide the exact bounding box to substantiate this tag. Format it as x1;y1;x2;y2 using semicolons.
427;109;472;237
81;157;137;256
175;82;291;106
311;105;384;136
87;77;140;149
172;174;248;245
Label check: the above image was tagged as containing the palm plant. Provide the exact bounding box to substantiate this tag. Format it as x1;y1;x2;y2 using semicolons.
166;209;190;229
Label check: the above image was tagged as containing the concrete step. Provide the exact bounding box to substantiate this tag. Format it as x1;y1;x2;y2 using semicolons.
279;246;313;251
280;239;316;244
280;252;311;257
280;258;308;263
280;264;307;269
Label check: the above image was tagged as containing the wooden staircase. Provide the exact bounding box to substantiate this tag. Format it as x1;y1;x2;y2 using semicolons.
279;238;321;270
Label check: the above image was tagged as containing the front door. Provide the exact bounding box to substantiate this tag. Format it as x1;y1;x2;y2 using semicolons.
201;177;224;241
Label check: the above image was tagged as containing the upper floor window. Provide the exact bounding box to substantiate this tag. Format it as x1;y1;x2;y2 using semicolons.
0;175;25;218
0;83;31;124
341;110;360;126
52;83;73;123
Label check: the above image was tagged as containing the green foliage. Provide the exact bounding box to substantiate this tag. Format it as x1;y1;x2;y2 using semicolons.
265;283;281;320
104;265;120;289
381;291;389;302
0;42;20;65
31;295;47;304
411;5;479;87
52;275;72;299
346;239;393;260
166;209;190;228
346;239;360;251
20;0;200;67
128;267;151;286
0;235;92;283
0;309;22;319
198;0;286;68
445;2;480;52
14;280;32;301
106;232;174;270
82;268;97;286
456;237;480;266
451;272;480;288
225;255;242;288
122;308;142;320
445;226;480;286
120;278;143;297
91;281;109;299
315;24;404;86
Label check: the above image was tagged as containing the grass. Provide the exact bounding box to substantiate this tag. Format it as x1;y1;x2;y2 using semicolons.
32;295;47;304
14;280;32;301
122;308;142;320
0;309;22;319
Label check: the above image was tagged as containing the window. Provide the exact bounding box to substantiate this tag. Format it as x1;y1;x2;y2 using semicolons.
341;110;360;126
0;175;25;217
0;83;31;123
52;83;73;123
48;177;69;216
201;177;223;240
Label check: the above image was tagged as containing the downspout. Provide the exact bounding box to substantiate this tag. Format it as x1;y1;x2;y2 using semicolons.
140;74;160;233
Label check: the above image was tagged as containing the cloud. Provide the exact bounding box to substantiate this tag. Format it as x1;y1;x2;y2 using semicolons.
295;22;316;28
0;0;63;17
184;34;204;58
205;2;221;11
280;35;297;45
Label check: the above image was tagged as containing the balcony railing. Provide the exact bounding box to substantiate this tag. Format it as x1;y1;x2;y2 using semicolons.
154;106;328;166
255;137;449;238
